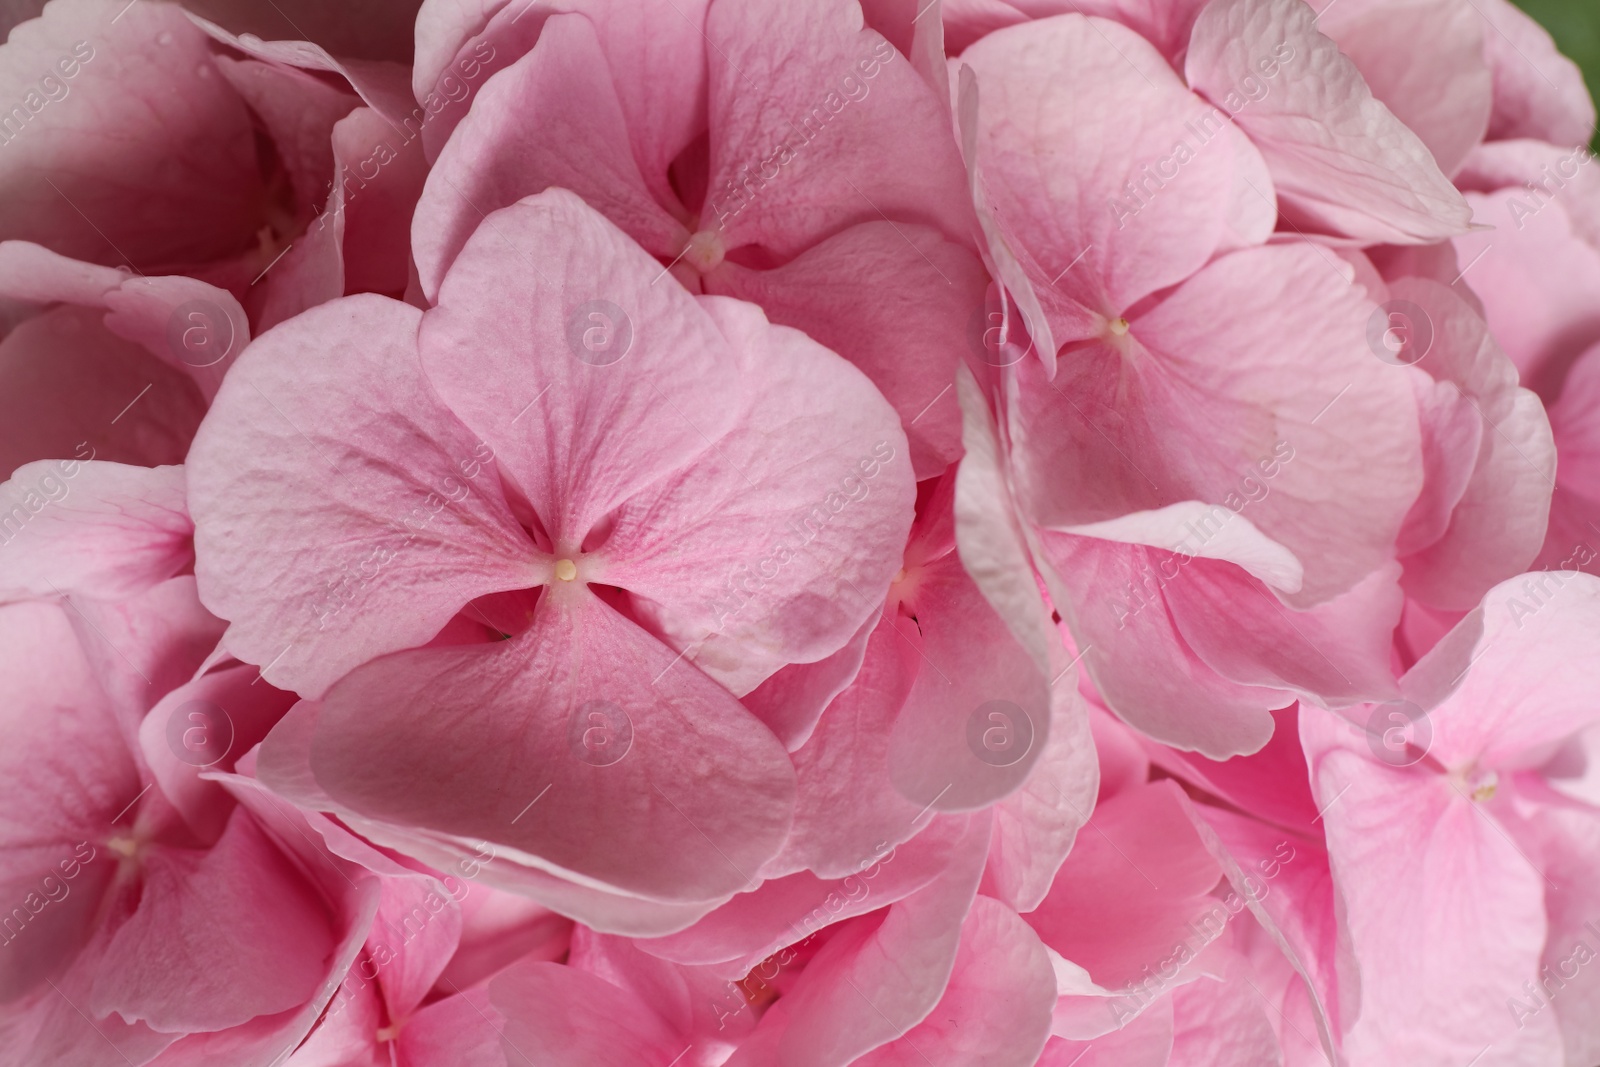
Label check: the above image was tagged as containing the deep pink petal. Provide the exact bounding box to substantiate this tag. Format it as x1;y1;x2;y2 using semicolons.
0;0;263;269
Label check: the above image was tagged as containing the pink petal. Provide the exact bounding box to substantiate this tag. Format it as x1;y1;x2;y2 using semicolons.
1454;173;1600;398
1163;557;1404;706
1168;956;1283;1067
0;0;263;269
1316;0;1492;176
1013;243;1423;608
961;13;1274;340
1186;0;1472;243
1039;531;1284;757
1039;1000;1174;1067
397;986;509;1067
742;612;874;752
136;662;296;842
887;536;1052;811
725;814;992;1067
1303;708;1550;1063
766;614;928;879
635;816;974;972
0;306;206;478
1389;276;1555;610
307;587;796;904
706;222;988;480
852;896;1057;1067
89;810;336;1032
953;365;1057;677
0;599;131;1002
704;0;974;256
0;462;191;603
1478;0;1596;145
490;960;680;1064
187;294;535;697
422;190;914;694
412;11;686;300
982;676;1097;912
1026;781;1225;992
1404;573;1600;771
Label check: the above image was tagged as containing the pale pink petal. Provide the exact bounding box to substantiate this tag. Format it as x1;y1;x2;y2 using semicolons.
422;192;914;694
1039;531;1283;757
703;0;974;256
1388;276;1555;610
1455;184;1600;398
706;222;987;480
1478;0;1596;146
1012;244;1423;608
953;365;1057;676
982;674;1097;911
887;534;1052;811
1303;708;1549;1063
1405;573;1600;771
1163;558;1404;706
1058;503;1302;594
961;14;1275;340
1186;0;1472;243
1316;0;1492;176
187;294;536;697
742;611;874;752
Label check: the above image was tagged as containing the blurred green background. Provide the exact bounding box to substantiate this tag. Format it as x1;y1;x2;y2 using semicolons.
1515;0;1600;144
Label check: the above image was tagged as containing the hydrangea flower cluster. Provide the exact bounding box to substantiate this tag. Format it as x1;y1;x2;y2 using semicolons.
2;0;1598;1064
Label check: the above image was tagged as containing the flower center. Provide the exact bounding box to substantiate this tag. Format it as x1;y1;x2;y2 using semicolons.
554;558;578;582
1107;316;1131;337
684;229;726;273
106;833;142;863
